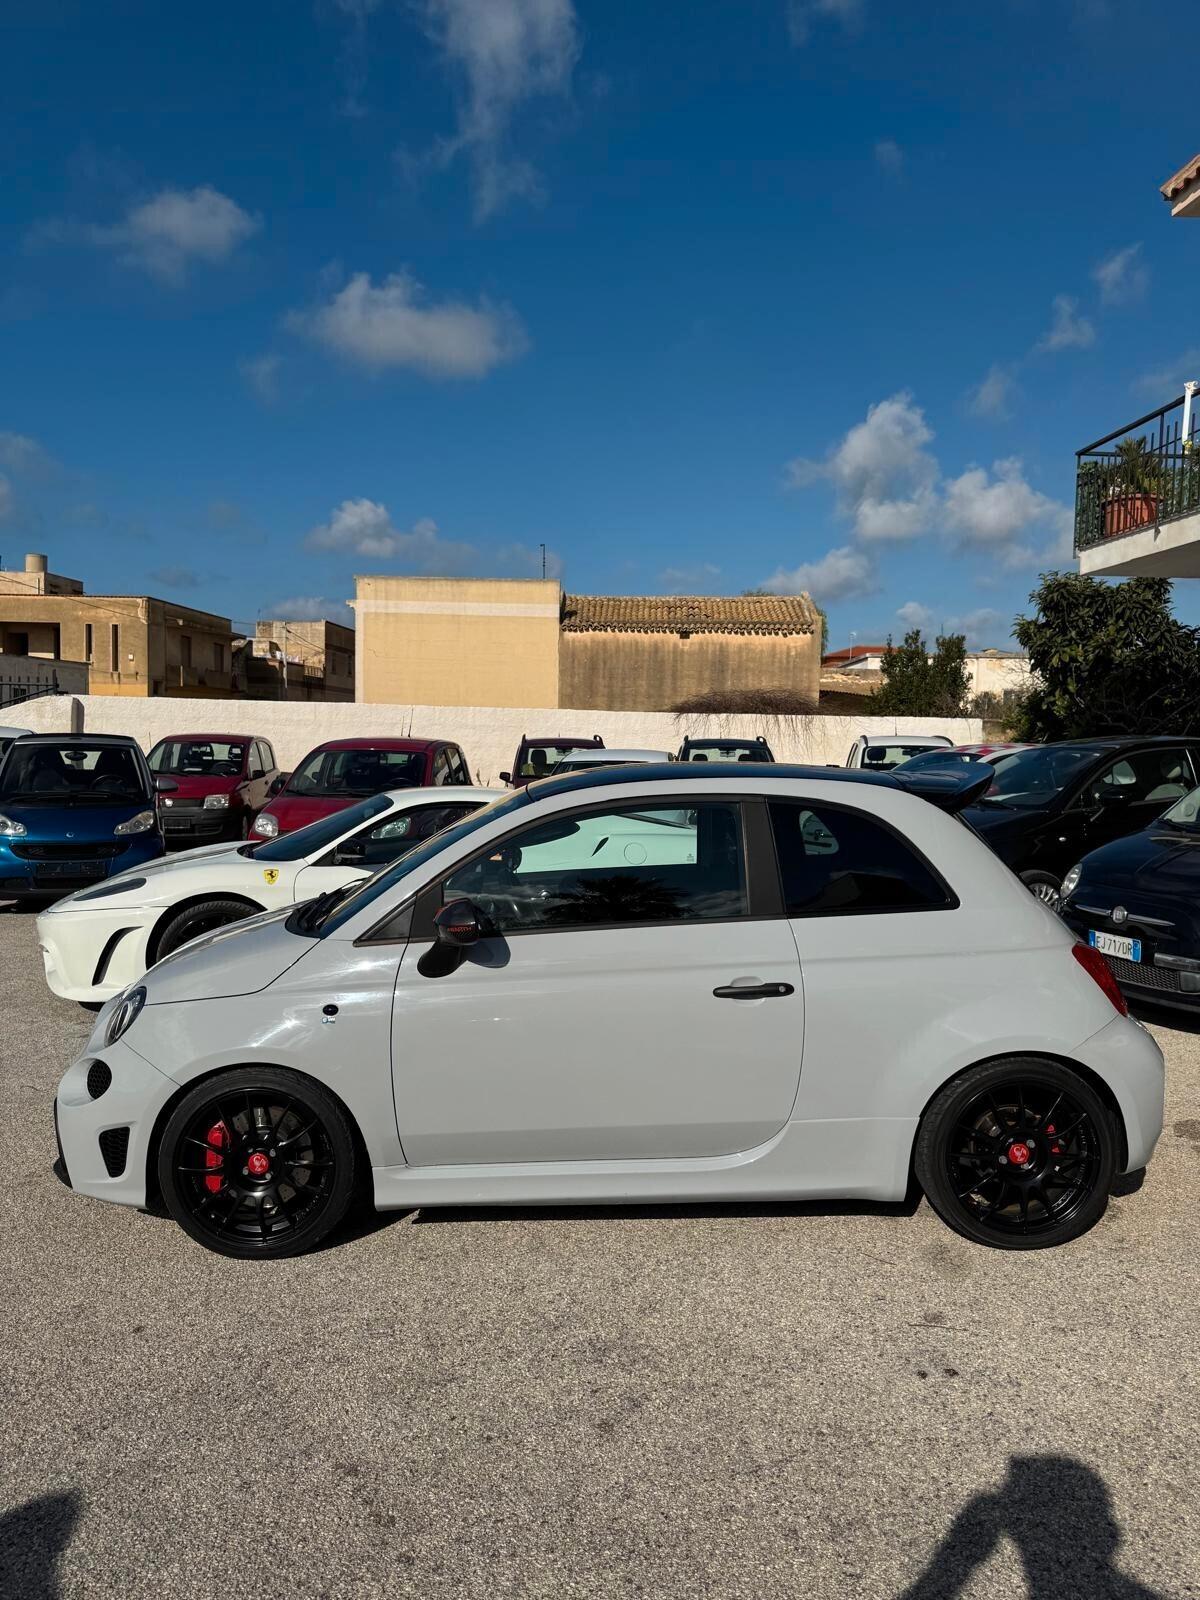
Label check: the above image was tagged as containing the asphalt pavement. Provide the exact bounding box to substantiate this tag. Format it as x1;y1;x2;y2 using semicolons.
2;905;1199;1599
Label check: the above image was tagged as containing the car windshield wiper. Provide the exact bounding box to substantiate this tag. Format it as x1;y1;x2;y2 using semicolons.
293;882;354;933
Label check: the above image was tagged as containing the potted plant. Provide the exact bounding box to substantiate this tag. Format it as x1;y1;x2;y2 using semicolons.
1103;436;1165;538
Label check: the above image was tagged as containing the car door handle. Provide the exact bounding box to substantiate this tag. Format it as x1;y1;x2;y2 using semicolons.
713;983;794;1000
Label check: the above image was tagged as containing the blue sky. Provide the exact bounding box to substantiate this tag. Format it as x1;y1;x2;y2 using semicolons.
2;0;1198;650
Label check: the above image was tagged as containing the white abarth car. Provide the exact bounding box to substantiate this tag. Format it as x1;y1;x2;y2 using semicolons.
53;764;1164;1259
37;787;502;1003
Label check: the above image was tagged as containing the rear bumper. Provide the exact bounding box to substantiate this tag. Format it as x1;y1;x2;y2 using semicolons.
1076;1013;1165;1172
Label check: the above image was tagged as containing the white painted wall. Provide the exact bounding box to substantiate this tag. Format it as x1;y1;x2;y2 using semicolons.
18;695;983;783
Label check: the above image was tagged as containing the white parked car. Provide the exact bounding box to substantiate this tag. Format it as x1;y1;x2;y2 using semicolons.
550;747;672;773
52;763;1163;1259
37;787;502;1004
845;733;953;771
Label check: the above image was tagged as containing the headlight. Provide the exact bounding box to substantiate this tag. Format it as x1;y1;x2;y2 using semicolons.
1061;863;1083;900
114;810;156;836
203;793;231;810
252;813;279;838
74;876;148;903
105;985;146;1045
0;814;27;838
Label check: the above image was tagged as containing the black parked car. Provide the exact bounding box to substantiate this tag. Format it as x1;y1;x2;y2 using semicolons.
676;735;775;763
962;737;1200;910
1060;781;1200;1012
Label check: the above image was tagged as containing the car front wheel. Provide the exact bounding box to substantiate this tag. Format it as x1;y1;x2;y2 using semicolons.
915;1057;1118;1249
157;1067;359;1258
1020;870;1063;911
154;897;260;961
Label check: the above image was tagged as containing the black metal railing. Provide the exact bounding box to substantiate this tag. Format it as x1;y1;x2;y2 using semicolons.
0;671;61;710
1075;391;1200;553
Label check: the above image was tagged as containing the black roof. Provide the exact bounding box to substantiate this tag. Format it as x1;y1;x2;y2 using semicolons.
679;735;769;748
11;732;144;747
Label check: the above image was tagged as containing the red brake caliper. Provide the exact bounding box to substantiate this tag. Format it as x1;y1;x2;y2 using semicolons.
204;1121;228;1193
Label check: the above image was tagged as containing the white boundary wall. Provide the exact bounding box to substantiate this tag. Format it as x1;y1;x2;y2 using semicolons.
19;695;982;784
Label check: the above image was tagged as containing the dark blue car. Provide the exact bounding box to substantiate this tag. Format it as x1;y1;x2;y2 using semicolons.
0;734;168;899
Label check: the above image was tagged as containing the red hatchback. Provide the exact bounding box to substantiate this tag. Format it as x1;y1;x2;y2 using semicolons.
249;737;473;840
147;734;280;847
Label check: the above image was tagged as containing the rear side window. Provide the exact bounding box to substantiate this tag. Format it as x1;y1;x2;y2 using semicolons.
768;801;952;916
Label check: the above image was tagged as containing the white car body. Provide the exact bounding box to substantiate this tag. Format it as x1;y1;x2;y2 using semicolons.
37;786;502;1003
55;765;1164;1250
845;733;953;770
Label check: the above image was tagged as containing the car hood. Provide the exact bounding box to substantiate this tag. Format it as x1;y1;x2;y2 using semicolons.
0;798;154;842
260;794;354;834
142;906;309;1002
1077;827;1200;890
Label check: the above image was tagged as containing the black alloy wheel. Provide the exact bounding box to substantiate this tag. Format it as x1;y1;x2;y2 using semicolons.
154;897;259;961
915;1058;1118;1249
158;1067;358;1258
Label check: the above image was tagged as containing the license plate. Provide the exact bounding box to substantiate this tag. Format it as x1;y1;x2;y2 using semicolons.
36;860;106;880
1089;929;1141;962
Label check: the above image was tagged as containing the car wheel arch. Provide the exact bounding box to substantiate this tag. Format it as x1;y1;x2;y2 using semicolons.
142;1060;372;1213
907;1050;1128;1180
146;893;266;965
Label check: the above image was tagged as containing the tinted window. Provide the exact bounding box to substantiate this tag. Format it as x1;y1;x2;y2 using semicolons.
768;800;950;915
1079;748;1196;809
0;742;148;802
320;802;482;869
148;738;246;776
443;800;747;933
520;743;589;778
447;747;468;784
983;745;1105;807
287;746;424;797
252;794;393;861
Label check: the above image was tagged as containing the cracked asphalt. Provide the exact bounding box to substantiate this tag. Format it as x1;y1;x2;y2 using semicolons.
2;905;1199;1599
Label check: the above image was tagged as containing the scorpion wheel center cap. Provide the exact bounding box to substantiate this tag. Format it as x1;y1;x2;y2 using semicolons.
1008;1141;1031;1168
247;1151;271;1179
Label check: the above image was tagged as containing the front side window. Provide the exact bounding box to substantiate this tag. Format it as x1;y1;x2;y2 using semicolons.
432;749;450;785
286;747;424;798
0;742;148;803
982;744;1104;807
251;794;393;862
148;738;247;776
319;801;482;869
442;800;748;934
768;800;951;916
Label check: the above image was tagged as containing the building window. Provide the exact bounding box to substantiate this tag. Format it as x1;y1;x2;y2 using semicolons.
84;623;93;663
181;634;192;668
109;624;119;674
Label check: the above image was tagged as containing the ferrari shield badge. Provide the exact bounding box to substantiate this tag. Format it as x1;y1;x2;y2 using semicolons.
263;868;280;886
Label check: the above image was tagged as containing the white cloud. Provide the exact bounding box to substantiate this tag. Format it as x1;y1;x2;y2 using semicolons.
0;431;55;476
760;545;875;601
0;474;13;522
289;270;527;379
1036;294;1095;354
895;600;934;630
942;456;1072;568
786;391;939;542
657;562;721;592
55;186;262;284
1132;348;1200;399
873;138;903;175
408;0;581;220
894;602;1010;648
786;0;863;45
967;365;1016;421
331;0;383;117
238;353;281;403
1093;243;1147;306
268;593;356;626
305;501;477;571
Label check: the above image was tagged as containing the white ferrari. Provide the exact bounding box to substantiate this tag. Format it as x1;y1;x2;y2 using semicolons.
37;787;502;1004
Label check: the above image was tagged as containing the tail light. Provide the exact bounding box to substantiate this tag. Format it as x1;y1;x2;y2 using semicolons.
1072;942;1129;1016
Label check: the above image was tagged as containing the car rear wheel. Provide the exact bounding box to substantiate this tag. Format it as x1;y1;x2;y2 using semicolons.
154;897;259;960
1020;870;1063;911
915;1058;1118;1249
158;1067;358;1259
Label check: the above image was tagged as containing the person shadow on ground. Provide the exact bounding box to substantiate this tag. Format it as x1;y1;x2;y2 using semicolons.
0;1491;80;1600
898;1456;1166;1599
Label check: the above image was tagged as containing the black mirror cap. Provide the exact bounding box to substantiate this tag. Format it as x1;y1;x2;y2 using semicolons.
499;771;513;785
153;775;178;794
435;898;483;947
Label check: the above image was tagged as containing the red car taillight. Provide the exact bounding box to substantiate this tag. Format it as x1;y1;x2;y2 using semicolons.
1071;942;1129;1017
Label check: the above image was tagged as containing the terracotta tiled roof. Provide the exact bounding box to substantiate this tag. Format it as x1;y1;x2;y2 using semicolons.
1162;153;1200;201
561;593;818;635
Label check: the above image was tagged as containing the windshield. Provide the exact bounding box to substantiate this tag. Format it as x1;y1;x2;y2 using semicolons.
315;789;531;936
148;737;247;777
0;741;148;803
1161;785;1200;830
251;793;393;861
979;744;1104;807
517;743;595;778
682;744;767;763
286;746;424;798
860;743;947;772
894;749;982;773
553;757;631;775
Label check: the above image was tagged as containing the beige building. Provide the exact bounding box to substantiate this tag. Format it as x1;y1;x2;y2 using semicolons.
0;552;235;698
352;576;821;712
242;618;356;702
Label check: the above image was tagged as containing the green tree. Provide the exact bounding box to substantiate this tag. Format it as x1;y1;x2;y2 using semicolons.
1012;572;1200;739
868;629;971;717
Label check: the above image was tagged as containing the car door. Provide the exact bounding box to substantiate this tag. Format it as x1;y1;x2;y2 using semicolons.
387;795;804;1166
292;801;484;900
244;741;268;810
1068;747;1198;860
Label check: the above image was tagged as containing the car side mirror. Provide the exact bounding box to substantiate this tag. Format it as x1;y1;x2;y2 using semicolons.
499;771;512;785
434;898;483;947
268;774;289;798
336;837;368;865
249;767;264;781
154;775;178;794
1098;788;1132;808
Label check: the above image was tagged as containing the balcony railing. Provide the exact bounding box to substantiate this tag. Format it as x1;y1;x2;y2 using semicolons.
1074;392;1200;553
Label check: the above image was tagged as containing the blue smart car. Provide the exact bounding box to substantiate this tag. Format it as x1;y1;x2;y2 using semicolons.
0;734;170;899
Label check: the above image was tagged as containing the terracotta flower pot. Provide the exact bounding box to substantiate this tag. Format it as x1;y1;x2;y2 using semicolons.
1103;493;1158;538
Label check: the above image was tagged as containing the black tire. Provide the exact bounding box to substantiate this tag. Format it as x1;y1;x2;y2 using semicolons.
1020;870;1063;911
239;812;252;840
915;1057;1119;1250
154;897;260;961
157;1066;359;1259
